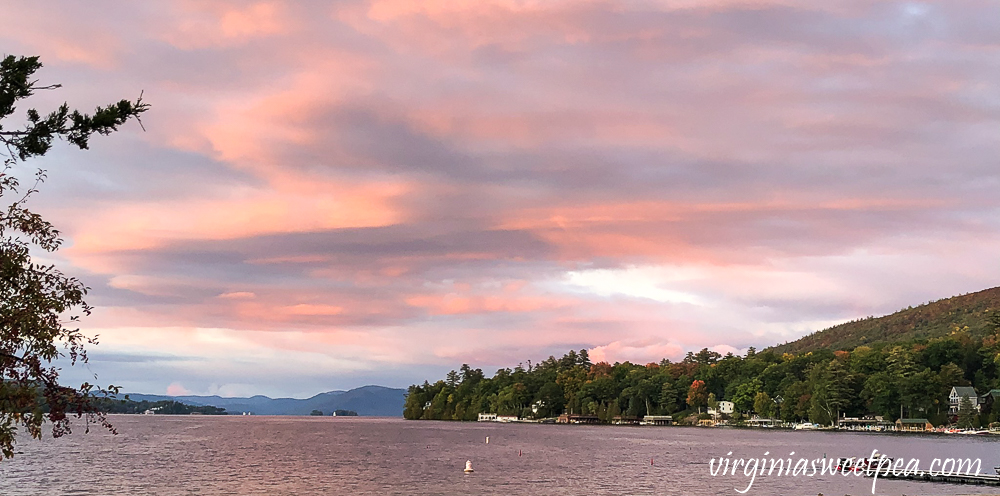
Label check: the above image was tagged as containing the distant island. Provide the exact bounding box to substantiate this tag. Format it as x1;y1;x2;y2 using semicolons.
310;409;359;416
97;398;228;415
406;286;1000;431
118;385;405;416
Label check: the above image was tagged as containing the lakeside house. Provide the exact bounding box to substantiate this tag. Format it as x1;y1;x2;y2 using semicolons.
950;386;980;415
896;418;933;432
979;389;1000;416
709;401;734;415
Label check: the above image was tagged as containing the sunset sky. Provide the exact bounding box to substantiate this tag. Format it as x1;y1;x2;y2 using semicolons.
2;0;999;398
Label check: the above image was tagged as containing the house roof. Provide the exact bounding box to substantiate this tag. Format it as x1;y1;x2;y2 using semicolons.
952;386;978;397
897;418;930;424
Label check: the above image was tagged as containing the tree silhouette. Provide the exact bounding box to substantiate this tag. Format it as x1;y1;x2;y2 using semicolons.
0;55;147;459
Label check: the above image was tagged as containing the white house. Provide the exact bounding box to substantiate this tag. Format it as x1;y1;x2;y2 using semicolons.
708;400;734;416
478;413;498;422
949;386;979;415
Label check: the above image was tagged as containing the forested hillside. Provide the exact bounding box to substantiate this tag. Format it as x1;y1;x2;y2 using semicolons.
406;308;1000;427
770;287;1000;354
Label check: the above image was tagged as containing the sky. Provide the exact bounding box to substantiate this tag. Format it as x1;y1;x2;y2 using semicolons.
1;0;998;398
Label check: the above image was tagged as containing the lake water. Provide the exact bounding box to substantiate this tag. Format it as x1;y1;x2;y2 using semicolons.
2;416;1000;495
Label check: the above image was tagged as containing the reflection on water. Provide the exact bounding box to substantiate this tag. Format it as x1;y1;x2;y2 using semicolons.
2;416;999;495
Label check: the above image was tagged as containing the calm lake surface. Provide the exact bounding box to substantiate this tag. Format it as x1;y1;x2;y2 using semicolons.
3;416;1000;495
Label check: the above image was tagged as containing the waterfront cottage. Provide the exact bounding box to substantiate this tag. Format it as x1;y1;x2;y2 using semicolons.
979;389;1000;417
708;401;734;416
950;386;980;415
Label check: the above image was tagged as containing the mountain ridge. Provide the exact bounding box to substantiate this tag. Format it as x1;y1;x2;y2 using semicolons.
769;286;1000;354
125;385;405;416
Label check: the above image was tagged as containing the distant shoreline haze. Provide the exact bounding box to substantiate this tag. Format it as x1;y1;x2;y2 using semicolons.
122;385;405;417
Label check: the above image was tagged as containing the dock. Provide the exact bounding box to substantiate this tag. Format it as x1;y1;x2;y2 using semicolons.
865;469;1000;486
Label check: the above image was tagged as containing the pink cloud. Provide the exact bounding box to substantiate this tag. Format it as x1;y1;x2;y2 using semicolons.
3;0;999;396
166;382;191;396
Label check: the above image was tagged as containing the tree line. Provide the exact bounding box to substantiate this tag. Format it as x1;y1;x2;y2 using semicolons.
94;399;227;415
405;317;1000;427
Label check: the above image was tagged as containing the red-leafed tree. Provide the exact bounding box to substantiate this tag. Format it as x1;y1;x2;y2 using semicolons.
687;379;708;412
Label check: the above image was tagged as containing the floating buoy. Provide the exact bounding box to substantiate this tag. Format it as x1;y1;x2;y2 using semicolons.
485;436;489;444
651;458;654;465
464;460;475;473
518;449;522;457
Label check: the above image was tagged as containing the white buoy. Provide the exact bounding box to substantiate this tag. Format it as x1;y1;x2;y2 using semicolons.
464;460;475;473
485;436;489;444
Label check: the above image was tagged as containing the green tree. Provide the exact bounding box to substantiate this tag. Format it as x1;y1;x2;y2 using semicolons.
428;384;449;419
753;391;774;419
658;381;678;414
535;381;564;417
990;312;1000;334
556;365;587;414
809;359;851;426
731;379;761;414
0;55;147;459
861;372;899;420
779;380;810;422
642;376;663;416
957;395;976;429
899;368;941;417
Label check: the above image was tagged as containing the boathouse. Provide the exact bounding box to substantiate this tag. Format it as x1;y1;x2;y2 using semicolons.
642;415;673;426
839;416;894;431
895;418;933;432
611;415;640;425
556;414;600;424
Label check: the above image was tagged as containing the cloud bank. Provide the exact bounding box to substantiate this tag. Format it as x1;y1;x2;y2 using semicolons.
2;0;998;397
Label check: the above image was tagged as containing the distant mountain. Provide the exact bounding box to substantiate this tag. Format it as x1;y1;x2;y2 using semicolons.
125;385;405;416
769;286;1000;354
